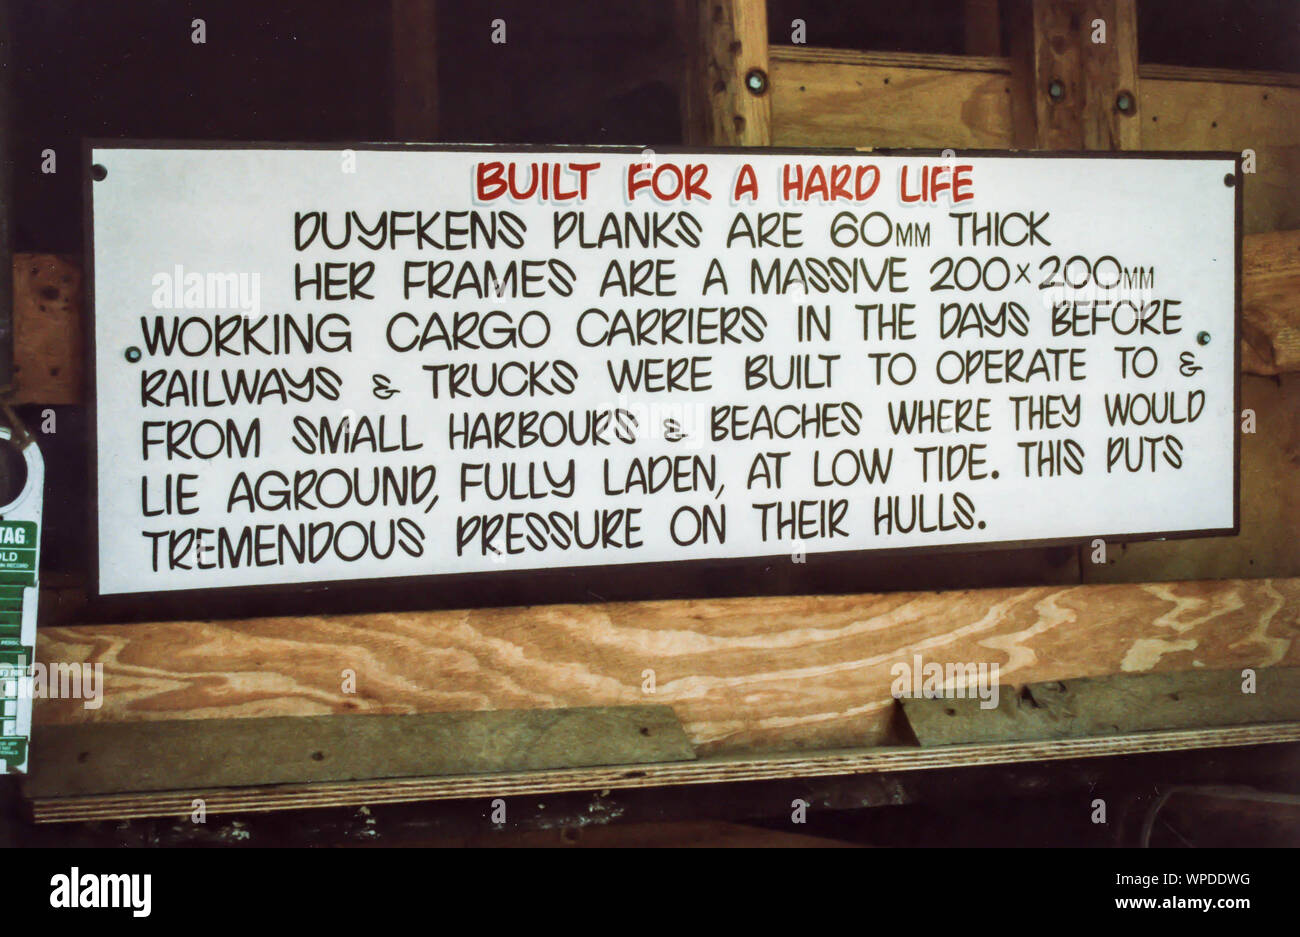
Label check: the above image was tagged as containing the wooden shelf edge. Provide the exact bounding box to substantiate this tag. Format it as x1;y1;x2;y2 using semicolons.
29;720;1300;823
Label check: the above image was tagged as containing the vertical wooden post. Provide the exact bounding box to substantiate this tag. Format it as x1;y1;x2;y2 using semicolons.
1008;0;1139;150
676;0;772;147
1082;0;1139;151
392;0;439;141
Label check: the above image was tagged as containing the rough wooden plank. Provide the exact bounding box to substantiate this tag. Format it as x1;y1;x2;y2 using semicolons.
25;706;694;798
29;722;1300;823
1082;0;1139;150
1082;374;1300;583
676;0;771;146
34;579;1300;759
904;668;1300;745
11;254;82;405
1007;0;1068;148
1141;77;1300;234
391;0;438;140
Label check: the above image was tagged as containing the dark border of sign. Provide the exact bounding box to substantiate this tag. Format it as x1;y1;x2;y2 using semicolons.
82;141;1243;623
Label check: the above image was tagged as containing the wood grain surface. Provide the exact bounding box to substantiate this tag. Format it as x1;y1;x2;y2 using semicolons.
770;48;1015;149
676;0;771;147
1006;0;1140;150
768;46;1300;237
1242;230;1300;374
1142;76;1300;234
35;578;1300;757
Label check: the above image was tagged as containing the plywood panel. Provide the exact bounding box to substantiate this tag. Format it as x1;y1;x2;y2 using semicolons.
35;578;1300;756
770;48;1015;148
1142;78;1300;234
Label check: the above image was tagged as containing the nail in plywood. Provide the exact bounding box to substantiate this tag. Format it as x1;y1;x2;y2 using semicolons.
1007;0;1139;150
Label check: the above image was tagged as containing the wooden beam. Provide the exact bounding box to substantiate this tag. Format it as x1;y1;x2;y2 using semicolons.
30;722;1300;823
1085;0;1139;150
391;0;438;140
676;0;771;146
1007;0;1139;150
26;707;694;797
770;49;1015;149
768;47;1300;236
34;578;1300;762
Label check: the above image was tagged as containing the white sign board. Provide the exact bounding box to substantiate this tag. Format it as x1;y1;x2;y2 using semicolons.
89;145;1239;600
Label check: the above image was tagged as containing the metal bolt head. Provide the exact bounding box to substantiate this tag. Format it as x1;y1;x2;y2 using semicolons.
1197;331;1211;346
91;163;108;181
1115;90;1135;115
745;68;768;95
124;346;142;363
1048;79;1065;101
